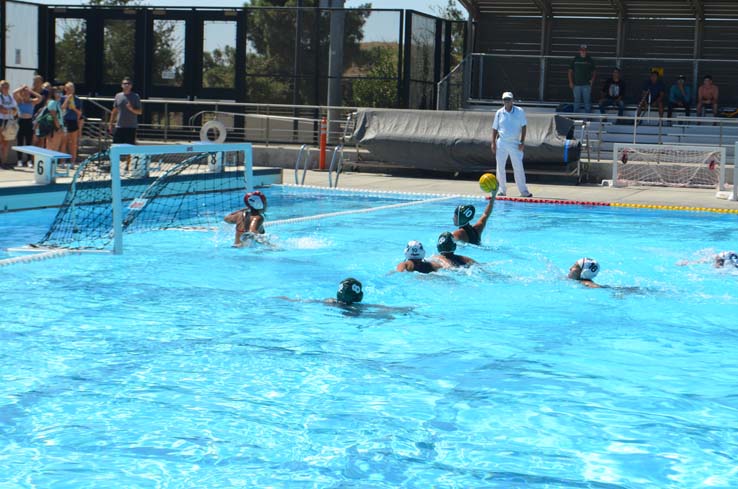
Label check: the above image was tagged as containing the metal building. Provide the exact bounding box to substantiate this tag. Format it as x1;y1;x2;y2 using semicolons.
455;0;738;106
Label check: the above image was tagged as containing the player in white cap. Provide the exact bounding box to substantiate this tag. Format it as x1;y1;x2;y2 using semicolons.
568;257;602;288
491;92;532;198
396;240;442;274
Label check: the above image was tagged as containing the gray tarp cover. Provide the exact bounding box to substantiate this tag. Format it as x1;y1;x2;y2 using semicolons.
351;109;581;172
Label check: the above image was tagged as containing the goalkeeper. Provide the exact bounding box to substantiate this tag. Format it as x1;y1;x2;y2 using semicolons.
224;191;267;247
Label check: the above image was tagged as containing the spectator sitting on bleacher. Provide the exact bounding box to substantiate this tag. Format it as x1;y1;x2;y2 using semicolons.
636;71;665;119
696;75;719;118
667;74;692;119
598;68;626;118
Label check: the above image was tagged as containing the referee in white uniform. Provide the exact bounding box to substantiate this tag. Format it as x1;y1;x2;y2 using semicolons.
491;92;532;198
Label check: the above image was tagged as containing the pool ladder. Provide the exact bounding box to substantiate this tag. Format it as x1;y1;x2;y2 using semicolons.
328;144;344;188
294;144;310;185
294;144;344;188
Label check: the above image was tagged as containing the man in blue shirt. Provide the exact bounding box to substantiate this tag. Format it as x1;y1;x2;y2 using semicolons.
667;75;692;119
637;71;665;119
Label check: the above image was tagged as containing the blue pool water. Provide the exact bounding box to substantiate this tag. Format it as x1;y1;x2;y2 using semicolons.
1;186;737;488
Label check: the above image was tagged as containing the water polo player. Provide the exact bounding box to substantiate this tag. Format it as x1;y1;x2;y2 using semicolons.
452;190;498;245
396;240;442;274
433;232;476;269
715;251;738;268
224;191;267;247
568;257;602;288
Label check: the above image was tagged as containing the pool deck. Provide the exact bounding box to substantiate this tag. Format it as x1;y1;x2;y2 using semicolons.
293;169;738;212
1;165;737;213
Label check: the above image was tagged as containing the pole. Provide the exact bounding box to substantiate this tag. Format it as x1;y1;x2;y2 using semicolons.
110;145;123;254
327;0;345;144
292;0;304;140
319;117;327;170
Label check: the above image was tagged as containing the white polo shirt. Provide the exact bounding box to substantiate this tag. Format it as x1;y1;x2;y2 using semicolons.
492;105;527;144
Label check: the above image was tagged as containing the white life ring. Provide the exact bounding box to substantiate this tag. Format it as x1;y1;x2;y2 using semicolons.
200;120;227;144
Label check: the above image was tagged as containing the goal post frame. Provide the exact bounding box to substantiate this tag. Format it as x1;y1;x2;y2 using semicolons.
732;143;738;201
611;143;727;190
110;142;253;255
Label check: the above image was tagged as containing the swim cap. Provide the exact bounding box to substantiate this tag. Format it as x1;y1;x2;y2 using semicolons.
244;191;266;211
455;205;475;226
717;251;738;268
404;240;426;260
576;257;600;280
437;232;457;254
337;277;363;304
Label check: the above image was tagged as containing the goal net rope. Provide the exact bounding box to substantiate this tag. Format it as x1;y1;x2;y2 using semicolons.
612;143;726;189
36;144;251;251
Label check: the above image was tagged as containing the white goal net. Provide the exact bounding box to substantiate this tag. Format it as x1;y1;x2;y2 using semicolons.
611;143;727;190
36;142;253;254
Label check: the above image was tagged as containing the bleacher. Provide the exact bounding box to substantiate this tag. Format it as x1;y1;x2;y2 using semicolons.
587;117;738;162
466;98;738;165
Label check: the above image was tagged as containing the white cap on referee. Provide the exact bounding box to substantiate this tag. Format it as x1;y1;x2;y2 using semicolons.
502;91;514;100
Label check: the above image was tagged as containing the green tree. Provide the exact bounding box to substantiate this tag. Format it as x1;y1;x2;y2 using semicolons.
203;46;237;88
432;0;467;68
431;0;465;21
152;20;185;86
53;0;181;87
103;19;137;83
245;0;371;104
55;19;87;83
350;45;399;107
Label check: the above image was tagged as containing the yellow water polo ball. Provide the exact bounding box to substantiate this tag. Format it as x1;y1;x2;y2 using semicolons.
479;173;499;193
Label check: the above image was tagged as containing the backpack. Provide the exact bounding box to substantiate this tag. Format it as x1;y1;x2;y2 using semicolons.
33;107;55;138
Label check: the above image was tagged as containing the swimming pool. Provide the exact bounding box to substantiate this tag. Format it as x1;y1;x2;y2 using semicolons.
1;186;737;488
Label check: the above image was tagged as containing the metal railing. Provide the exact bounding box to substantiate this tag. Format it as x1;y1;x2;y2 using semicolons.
573;112;738;166
294;144;310;185
327;144;344;188
444;52;738;110
79;97;358;148
79;98;113;153
436;54;470;111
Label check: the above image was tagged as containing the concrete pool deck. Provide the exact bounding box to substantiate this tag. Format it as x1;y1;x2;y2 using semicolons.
291;169;738;213
1;165;737;213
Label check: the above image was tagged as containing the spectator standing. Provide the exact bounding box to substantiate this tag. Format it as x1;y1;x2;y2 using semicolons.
32;81;50;147
491;92;532;198
0;80;19;169
61;82;83;165
667;74;692;119
568;44;596;113
637;71;665;119
12;84;42;167
31;75;44;97
696;75;719;118
42;86;65;152
598;68;626;118
109;77;142;145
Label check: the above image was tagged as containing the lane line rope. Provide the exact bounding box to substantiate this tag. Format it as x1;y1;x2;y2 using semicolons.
266;195;456;227
0;249;74;267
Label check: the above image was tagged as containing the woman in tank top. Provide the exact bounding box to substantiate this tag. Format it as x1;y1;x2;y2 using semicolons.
0;80;19;169
13;84;42;167
61;82;83;166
